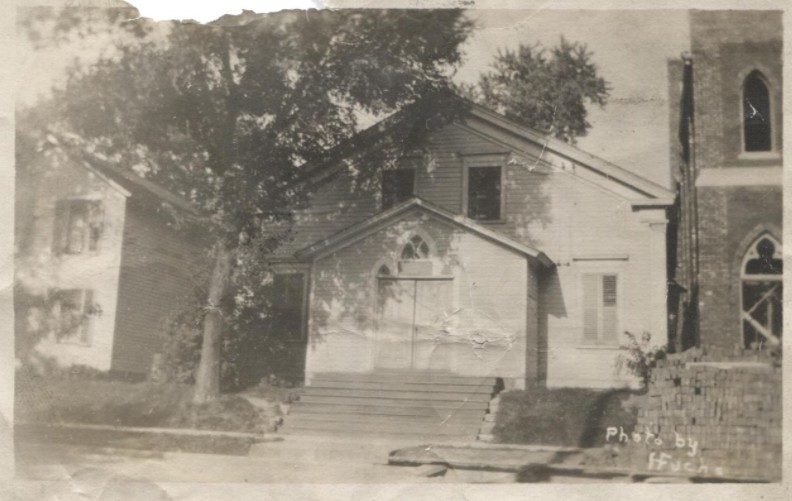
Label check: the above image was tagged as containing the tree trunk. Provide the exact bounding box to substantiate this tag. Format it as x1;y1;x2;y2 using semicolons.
193;242;232;404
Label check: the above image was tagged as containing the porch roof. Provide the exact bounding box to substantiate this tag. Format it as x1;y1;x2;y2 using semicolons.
294;197;554;268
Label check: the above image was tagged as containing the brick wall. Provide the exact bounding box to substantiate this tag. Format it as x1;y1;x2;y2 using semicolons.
696;185;781;350
632;348;782;480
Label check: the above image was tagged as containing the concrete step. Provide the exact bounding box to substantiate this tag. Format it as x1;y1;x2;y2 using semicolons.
275;427;474;443
281;418;481;436
297;394;491;409
290;402;487;418
286;412;485;427
305;379;496;394
301;387;492;402
310;372;497;386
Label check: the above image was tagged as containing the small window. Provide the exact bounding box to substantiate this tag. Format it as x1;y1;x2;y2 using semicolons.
52;200;104;255
582;274;618;344
467;166;501;221
741;235;782;349
381;169;415;210
743;71;772;152
50;288;99;345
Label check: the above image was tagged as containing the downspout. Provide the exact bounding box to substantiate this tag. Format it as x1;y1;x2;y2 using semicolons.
681;53;700;347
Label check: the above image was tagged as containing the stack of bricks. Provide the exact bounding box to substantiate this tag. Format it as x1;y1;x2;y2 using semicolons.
632;347;782;480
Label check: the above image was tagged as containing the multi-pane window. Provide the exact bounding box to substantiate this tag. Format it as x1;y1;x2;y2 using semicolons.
467;166;501;221
381;168;415;210
741;235;782;349
399;235;432;276
582;274;618;344
52;199;104;255
743;71;772;152
51;288;98;345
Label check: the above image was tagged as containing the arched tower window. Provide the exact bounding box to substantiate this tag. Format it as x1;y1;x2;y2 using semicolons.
741;234;782;349
743;71;772;152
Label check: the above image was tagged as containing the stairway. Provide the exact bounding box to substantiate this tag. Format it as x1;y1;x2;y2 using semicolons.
281;371;498;442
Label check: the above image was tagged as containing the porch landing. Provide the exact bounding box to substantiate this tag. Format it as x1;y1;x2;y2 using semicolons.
280;371;499;442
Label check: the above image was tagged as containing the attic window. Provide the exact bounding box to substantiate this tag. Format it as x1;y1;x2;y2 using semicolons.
399;235;432;276
382;168;415;210
743;71;772;152
467;166;501;221
52;199;104;255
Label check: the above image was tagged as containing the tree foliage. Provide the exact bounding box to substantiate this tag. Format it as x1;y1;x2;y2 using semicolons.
477;37;610;144
17;7;475;399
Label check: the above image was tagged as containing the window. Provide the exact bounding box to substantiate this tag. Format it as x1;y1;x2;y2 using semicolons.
399;235;432;276
52;199;104;255
741;235;782;348
582;274;618;344
272;273;306;341
50;289;98;345
467;166;501;221
743;71;772;152
381;169;415;210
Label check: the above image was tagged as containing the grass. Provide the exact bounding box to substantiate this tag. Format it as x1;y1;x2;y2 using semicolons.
492;386;640;447
15;374;288;434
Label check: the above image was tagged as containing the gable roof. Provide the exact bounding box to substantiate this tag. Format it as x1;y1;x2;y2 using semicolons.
294;197;554;268
293;95;674;208
51;140;200;217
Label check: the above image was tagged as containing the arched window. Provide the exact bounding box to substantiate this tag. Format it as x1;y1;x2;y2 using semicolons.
743;71;772;152
401;235;430;261
399;234;432;276
741;234;782;348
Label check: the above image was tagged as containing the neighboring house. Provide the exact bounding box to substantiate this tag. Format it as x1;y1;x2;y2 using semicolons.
668;11;783;353
268;100;674;390
15;141;208;377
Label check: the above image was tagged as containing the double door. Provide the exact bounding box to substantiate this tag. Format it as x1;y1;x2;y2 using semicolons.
375;278;454;371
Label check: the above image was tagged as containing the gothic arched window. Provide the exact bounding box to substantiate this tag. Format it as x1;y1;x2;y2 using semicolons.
741;234;782;349
743;71;772;152
401;235;430;261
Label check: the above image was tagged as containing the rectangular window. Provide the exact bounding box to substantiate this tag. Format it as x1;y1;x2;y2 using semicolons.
582;274;618;344
51;288;96;345
52;200;104;255
467;166;501;221
272;273;306;341
381;169;415;210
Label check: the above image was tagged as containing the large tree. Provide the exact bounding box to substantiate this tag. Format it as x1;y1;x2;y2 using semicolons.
19;7;474;402
476;37;610;144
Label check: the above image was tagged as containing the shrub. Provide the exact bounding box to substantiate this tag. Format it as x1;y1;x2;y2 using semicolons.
493;387;639;447
614;331;667;389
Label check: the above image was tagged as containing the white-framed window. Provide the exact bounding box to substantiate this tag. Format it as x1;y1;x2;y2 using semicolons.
581;273;619;345
742;70;773;153
462;154;506;222
740;234;782;349
50;288;100;346
52;199;104;255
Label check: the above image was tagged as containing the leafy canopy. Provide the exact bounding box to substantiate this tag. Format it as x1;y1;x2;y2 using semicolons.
477;37;610;144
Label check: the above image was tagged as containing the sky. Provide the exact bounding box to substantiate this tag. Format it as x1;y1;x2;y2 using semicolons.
17;8;691;188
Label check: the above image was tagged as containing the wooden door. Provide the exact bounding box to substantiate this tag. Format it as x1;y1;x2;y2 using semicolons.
374;279;415;369
375;278;454;371
413;279;454;371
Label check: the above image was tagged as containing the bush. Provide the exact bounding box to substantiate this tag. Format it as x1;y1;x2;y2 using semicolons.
493;387;639;447
614;332;667;388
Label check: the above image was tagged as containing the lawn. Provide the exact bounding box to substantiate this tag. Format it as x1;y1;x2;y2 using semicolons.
15;372;300;434
492;386;641;448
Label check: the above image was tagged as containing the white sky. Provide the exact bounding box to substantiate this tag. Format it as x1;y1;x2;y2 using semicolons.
17;7;691;188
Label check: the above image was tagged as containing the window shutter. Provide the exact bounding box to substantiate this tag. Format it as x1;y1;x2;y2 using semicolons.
52;200;70;255
582;274;599;343
601;275;618;343
87;201;104;251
